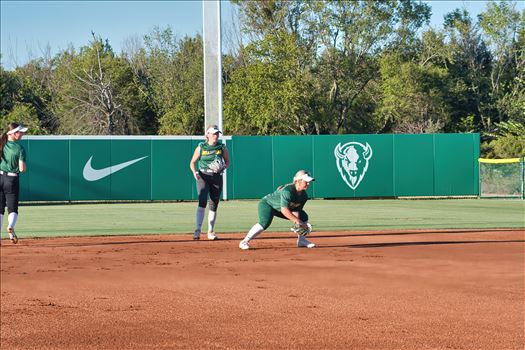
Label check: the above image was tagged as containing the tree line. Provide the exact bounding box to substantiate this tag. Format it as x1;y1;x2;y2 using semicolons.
1;0;523;157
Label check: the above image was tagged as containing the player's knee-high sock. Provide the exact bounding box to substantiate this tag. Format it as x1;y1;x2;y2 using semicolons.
7;212;17;229
208;210;217;233
195;207;205;233
244;223;264;241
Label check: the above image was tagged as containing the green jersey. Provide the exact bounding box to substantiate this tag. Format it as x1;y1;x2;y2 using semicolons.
262;183;308;212
0;141;26;173
198;141;225;172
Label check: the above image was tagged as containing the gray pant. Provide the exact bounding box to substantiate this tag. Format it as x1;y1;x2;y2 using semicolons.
196;172;223;211
0;174;20;214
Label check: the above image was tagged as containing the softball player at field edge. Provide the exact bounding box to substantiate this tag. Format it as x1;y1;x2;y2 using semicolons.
0;123;28;244
239;170;316;250
189;125;230;240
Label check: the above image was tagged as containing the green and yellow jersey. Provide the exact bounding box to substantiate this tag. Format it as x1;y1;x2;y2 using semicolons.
198;141;225;172
262;183;308;212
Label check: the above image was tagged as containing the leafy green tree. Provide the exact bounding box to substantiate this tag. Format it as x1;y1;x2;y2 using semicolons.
121;35;159;134
375;53;450;133
486;121;525;157
443;8;492;132
313;1;431;134
0;67;20;116
418;28;454;68
229;0;432;134
14;60;55;132
0;103;46;134
144;27;204;135
224;30;316;135
231;0;306;39
1;63;51;134
479;1;524;125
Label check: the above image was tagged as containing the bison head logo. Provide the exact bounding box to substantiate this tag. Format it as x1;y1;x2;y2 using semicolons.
334;142;373;190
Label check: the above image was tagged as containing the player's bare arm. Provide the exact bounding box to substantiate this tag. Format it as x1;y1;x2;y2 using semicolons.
189;146;201;180
281;207;307;229
223;147;230;169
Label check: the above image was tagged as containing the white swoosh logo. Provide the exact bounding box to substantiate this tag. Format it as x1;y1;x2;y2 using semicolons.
83;156;148;182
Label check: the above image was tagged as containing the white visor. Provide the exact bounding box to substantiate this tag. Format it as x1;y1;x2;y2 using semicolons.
206;127;222;134
7;125;28;135
295;173;315;182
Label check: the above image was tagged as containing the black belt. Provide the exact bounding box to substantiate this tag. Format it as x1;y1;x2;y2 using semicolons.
0;171;18;177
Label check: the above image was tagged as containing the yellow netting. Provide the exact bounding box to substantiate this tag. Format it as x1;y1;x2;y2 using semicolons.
478;158;522;164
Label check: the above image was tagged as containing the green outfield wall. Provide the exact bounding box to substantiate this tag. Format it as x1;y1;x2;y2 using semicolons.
20;133;479;201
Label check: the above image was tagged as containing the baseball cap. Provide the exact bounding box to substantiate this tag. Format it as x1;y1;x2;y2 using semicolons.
294;171;315;183
7;125;28;135
206;126;222;134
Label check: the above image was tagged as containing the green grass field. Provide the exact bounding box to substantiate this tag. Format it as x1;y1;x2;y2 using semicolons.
6;199;525;239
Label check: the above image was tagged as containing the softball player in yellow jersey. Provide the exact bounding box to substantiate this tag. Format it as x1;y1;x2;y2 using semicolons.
0;123;28;244
239;170;316;250
189;125;230;240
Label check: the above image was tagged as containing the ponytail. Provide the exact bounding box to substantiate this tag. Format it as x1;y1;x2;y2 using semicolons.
0;132;8;156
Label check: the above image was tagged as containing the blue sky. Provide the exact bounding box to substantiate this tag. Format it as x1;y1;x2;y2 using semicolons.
1;1;523;70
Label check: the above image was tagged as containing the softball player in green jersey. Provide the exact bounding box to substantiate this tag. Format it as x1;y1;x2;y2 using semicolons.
189;125;230;240
239;170;316;250
0;123;28;244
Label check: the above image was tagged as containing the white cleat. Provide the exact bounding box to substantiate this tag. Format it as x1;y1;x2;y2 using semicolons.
8;227;18;244
239;240;250;250
297;235;315;248
193;230;201;240
207;232;218;240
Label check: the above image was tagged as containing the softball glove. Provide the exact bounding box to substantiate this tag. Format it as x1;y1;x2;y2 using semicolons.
291;223;313;236
208;157;226;174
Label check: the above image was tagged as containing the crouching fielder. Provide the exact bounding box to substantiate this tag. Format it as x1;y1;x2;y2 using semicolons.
239;170;315;250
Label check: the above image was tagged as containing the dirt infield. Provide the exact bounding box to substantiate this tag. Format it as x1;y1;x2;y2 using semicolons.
1;229;524;350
